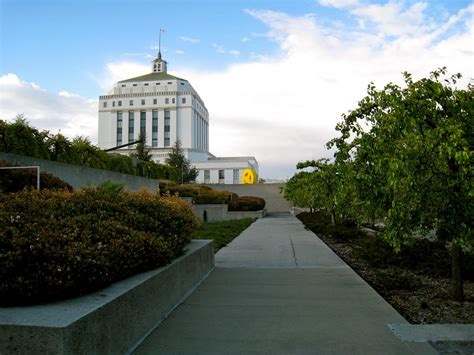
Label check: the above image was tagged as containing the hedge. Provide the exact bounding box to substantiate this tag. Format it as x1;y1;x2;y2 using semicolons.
0;118;179;181
165;185;266;210
229;196;266;211
0;160;73;192
0;187;198;306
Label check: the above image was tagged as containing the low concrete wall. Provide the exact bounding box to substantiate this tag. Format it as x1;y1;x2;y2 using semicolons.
0;240;214;355
193;204;228;222
206;183;293;213
0;152;159;192
192;204;266;221
227;209;267;220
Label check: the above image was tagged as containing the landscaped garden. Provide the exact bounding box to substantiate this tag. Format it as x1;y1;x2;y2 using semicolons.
0;184;199;306
298;211;474;324
283;69;473;323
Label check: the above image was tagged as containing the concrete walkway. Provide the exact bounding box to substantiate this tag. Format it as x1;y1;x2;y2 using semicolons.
134;213;436;354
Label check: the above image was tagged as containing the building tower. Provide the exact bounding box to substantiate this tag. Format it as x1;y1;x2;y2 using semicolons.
97;51;258;184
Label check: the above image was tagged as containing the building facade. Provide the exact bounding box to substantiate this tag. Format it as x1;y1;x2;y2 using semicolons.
98;51;258;184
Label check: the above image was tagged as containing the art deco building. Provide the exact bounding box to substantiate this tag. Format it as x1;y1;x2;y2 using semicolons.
98;51;258;184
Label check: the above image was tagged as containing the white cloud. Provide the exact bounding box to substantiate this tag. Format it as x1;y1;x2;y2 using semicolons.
180;5;472;179
176;50;185;55
4;1;472;180
319;0;359;9
0;74;98;142
228;50;240;57
179;36;200;44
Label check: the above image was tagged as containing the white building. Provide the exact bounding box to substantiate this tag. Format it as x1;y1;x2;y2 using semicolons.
98;51;258;184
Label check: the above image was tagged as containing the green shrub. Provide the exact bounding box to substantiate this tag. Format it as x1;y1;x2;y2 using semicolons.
166;184;212;197
228;196;266;211
0;160;72;192
0;188;198;306
193;190;237;204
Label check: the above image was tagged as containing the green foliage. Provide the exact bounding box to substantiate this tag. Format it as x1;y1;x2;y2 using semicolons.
165;139;198;184
228;196;266;211
0;188;198;306
192;218;255;252
130;132;152;162
0;119;179;181
0;160;73;192
291;68;472;300
0;115;50;159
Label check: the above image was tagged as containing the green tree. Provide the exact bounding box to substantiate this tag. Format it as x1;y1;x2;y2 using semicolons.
331;68;473;300
0;115;50;159
130;132;152;162
165;139;198;184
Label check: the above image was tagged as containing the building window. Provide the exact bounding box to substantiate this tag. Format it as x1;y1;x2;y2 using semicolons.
167;81;172;84
141;99;145;105
165;98;169;104
118;100;122;107
129;100;133;106
153;98;157;104
121;84;126;87
152;110;158;147
133;84;137;87
218;170;225;183
140;111;146;139
103;102;107;108
233;169;239;184
204;170;210;183
144;83;149;86
172;98;175;104
180;82;185;86
156;82;160;85
112;101;115;107
116;112;123;145
182;98;186;104
164;109;170;147
128;111;134;142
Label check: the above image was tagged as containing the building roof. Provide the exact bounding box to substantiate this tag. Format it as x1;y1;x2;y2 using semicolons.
118;72;186;83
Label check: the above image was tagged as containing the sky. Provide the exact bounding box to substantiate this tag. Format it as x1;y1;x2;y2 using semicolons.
0;0;473;180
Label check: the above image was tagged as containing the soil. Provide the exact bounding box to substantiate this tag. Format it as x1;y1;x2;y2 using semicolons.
297;212;474;324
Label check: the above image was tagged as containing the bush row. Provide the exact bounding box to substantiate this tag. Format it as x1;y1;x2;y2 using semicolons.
0;160;73;192
164;184;266;211
0;118;179;181
0;186;198;306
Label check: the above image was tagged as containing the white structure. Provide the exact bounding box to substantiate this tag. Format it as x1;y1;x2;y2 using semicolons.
98;51;258;184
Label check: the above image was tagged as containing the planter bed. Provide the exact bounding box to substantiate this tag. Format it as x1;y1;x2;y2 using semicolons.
0;240;214;355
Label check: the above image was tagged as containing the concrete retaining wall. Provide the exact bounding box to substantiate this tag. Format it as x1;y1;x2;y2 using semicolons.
193;204;228;222
206;183;293;213
192;204;266;222
0;240;214;355
227;210;267;220
0;152;159;192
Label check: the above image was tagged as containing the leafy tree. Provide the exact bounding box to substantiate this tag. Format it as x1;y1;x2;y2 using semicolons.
330;68;473;300
48;132;73;162
0;115;50;159
165;139;198;184
131;132;152;162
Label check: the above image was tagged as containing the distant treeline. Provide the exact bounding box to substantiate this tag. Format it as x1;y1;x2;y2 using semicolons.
0;116;179;181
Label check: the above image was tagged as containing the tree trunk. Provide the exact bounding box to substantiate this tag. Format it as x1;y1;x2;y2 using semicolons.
451;243;464;301
330;211;336;226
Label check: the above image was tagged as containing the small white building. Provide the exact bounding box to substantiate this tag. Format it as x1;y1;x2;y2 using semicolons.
98;51;258;184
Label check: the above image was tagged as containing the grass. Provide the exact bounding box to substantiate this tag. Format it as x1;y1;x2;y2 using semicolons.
192;218;256;252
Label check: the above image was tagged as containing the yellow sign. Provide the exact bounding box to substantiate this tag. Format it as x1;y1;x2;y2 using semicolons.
242;169;256;184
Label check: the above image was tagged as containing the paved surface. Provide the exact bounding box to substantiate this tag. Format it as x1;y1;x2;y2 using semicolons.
134;213;436;354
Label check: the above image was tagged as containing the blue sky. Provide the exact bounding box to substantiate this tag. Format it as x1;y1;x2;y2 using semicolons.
1;0;473;179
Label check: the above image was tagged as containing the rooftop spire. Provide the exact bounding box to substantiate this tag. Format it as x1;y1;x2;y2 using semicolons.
152;29;167;73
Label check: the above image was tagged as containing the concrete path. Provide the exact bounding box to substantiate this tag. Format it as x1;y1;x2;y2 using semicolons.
134;213;436;354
